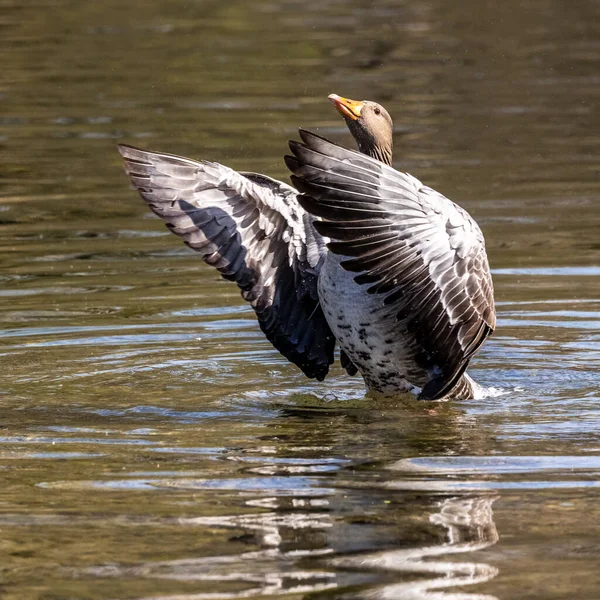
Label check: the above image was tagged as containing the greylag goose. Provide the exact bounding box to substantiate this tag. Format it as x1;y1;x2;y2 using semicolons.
118;94;495;400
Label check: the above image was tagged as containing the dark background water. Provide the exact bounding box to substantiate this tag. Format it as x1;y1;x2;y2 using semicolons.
1;1;599;598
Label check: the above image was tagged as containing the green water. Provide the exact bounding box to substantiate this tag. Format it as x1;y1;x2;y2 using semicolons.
1;1;599;598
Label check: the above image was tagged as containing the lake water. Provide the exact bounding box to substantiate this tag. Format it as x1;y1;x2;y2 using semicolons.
1;1;599;598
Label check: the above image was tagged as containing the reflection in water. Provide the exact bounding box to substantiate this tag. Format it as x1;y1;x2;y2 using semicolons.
71;493;499;600
333;495;499;600
86;551;337;600
77;498;338;599
89;550;338;600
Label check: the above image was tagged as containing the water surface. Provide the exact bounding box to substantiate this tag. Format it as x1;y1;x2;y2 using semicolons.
1;1;599;599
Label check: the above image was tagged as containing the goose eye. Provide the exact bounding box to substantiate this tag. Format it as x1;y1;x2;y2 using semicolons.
374;107;381;115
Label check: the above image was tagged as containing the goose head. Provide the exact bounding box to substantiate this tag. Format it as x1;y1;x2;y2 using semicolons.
328;93;393;166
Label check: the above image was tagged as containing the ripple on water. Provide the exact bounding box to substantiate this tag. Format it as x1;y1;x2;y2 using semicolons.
390;455;600;473
38;475;336;496
492;267;600;276
373;455;600;492
0;451;104;460
0;435;156;446
0;285;133;297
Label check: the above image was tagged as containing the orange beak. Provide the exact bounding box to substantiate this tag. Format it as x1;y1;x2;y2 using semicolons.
328;93;364;121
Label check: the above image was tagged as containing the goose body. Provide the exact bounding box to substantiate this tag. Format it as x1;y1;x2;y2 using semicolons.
118;96;495;400
318;252;417;394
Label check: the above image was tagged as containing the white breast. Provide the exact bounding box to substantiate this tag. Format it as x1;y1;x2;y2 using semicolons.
318;254;426;394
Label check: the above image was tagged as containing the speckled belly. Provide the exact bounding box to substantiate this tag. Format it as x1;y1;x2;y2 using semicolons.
317;253;426;394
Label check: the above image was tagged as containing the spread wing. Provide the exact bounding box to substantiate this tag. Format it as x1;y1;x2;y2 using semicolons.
285;130;495;399
118;144;335;380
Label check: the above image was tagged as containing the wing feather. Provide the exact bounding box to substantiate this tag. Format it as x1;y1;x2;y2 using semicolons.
286;130;495;399
118;143;335;380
